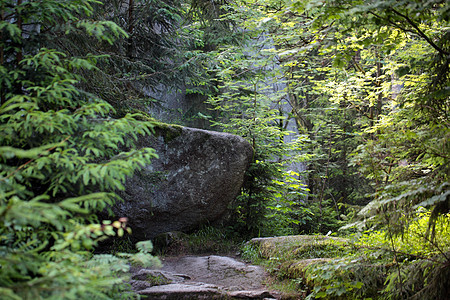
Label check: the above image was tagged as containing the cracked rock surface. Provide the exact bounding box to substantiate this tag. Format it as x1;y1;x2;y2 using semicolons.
130;255;279;299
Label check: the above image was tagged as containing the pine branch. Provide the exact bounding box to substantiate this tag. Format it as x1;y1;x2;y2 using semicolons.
1;136;71;182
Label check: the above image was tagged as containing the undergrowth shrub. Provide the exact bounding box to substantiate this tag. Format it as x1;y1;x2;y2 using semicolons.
152;226;241;256
302;211;450;299
240;212;449;299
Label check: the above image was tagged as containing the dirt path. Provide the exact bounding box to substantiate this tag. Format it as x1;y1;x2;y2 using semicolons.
129;255;280;299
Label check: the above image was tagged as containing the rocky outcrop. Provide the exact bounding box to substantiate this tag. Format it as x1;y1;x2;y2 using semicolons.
114;124;253;240
129;255;279;299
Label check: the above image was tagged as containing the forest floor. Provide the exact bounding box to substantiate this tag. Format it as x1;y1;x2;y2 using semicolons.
123;232;449;299
125;234;345;299
129;254;282;299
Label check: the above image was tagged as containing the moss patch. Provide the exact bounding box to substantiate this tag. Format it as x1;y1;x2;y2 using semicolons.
145;274;171;286
249;235;349;261
279;258;332;279
243;235;356;298
153;122;183;143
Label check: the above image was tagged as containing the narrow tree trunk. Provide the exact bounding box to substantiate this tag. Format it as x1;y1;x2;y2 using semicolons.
12;0;23;97
127;0;134;58
318;125;333;231
16;0;23;64
252;81;257;150
376;51;383;123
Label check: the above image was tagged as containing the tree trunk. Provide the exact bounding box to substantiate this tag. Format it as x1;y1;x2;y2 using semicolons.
127;0;134;58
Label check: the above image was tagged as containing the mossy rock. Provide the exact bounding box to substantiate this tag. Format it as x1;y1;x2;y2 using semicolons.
279;258;332;279
131;269;173;286
249;235;349;260
153;122;183;143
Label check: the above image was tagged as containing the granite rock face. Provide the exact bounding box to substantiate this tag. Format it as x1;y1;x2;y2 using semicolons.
114;125;253;240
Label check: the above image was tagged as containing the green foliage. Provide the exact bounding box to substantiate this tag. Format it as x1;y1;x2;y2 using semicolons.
223;0;449;238
231;157;289;238
247;235;350;262
303;256;381;300
0;0;160;298
240;235;358;299
294;0;449;227
356;211;450;258
240;242;262;263
224;0;374;236
245;213;448;299
223;4;449;298
303;212;450;299
35;0;210;115
185;225;239;254
188;0;238;49
204;3;311;238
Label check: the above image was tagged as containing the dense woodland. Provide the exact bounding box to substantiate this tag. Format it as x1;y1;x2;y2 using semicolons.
0;0;449;299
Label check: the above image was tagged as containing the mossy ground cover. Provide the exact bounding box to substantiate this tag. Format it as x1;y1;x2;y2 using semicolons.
240;213;450;299
241;235;355;299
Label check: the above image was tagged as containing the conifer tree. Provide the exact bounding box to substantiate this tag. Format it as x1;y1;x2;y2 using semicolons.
0;1;160;298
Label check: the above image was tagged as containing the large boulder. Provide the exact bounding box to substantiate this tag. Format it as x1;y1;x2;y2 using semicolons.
114;124;253;241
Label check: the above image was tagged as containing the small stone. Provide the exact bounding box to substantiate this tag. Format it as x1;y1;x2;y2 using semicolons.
228;290;276;299
131;269;189;284
129;280;153;291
